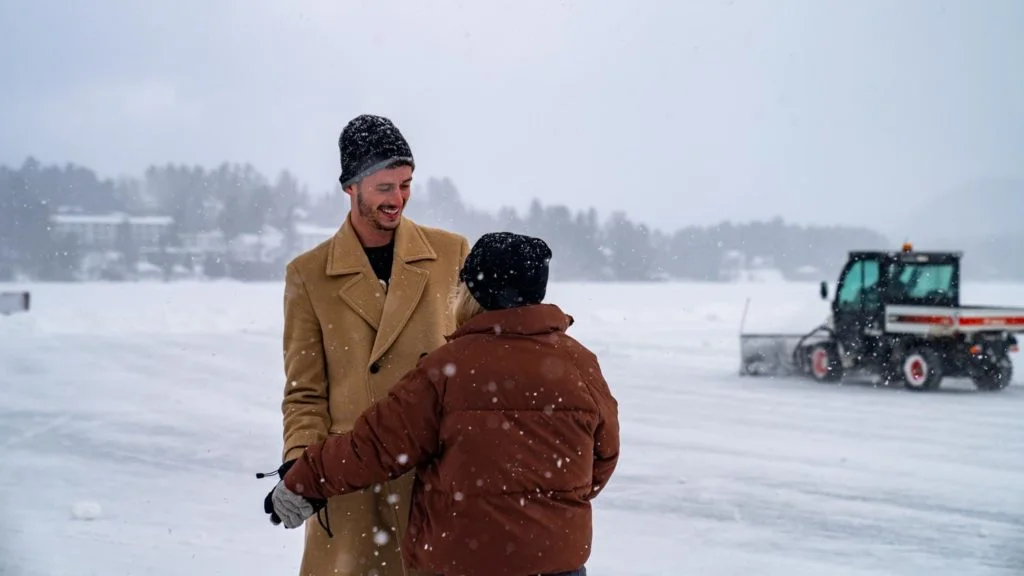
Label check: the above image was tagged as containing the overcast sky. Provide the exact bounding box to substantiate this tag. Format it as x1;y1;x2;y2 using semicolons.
2;0;1021;232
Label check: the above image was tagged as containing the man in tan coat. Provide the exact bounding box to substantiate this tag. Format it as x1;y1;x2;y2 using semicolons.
277;114;469;576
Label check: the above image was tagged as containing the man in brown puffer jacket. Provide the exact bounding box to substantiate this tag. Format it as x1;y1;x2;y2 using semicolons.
266;232;619;576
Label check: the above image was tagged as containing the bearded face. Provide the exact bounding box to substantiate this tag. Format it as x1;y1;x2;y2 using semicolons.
347;164;413;236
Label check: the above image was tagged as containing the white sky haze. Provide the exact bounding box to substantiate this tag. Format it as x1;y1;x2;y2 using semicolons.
2;0;1021;233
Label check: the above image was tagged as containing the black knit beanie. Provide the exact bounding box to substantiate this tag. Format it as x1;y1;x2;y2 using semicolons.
338;114;415;188
459;232;552;311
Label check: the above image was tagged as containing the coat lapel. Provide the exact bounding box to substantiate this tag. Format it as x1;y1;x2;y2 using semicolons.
369;218;438;365
325;216;386;330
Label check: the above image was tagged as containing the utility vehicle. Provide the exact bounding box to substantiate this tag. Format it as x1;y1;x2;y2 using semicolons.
740;244;1022;391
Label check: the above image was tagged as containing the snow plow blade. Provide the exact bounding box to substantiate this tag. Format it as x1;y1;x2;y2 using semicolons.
739;333;806;376
739;326;835;377
736;297;833;377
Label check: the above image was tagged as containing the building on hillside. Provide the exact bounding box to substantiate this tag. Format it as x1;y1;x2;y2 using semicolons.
49;210;174;250
228;226;285;263
223;222;338;264
178;230;228;256
294;223;339;253
45;207;344;280
720;251;786;282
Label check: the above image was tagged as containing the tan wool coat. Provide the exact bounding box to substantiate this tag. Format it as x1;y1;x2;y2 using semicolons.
280;214;469;576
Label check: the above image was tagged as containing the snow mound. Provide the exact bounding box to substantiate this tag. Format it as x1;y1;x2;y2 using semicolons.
70;500;102;521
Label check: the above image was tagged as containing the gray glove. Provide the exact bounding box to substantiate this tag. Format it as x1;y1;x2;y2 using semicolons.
270;480;317;529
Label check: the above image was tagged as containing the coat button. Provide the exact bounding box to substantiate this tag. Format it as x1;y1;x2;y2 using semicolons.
369;362;380;374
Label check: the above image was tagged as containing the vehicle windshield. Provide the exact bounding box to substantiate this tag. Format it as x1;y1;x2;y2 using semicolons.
887;261;958;305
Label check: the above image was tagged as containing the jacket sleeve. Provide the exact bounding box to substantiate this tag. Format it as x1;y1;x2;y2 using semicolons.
284;361;444;500
280;262;330;463
583;352;619;499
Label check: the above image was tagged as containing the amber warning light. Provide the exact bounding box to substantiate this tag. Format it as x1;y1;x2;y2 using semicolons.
902;242;913;252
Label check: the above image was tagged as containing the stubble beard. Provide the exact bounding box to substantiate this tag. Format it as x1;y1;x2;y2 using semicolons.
356;188;402;232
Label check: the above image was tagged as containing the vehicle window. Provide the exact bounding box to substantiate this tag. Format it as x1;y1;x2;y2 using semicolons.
837;261;864;310
861;259;882;311
837;259;882;311
894;263;956;302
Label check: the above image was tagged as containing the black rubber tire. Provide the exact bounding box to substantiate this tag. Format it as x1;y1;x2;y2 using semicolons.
900;346;943;392
972;354;1013;392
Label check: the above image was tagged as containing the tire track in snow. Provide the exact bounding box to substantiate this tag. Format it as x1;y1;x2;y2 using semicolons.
1;413;74;449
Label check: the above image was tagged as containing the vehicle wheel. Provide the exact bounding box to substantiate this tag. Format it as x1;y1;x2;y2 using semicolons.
901;346;943;391
809;343;843;383
971;353;1013;391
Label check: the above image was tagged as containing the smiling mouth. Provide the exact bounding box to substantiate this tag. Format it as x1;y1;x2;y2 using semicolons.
379;206;400;218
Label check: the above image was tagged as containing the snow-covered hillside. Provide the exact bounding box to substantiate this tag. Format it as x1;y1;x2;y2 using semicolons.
1;280;1023;575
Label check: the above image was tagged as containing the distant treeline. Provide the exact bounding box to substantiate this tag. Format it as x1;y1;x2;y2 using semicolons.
307;176;895;282
1;157;309;280
6;155;987;284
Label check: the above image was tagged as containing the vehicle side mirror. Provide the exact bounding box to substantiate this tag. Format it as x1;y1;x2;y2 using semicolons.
819;281;828;300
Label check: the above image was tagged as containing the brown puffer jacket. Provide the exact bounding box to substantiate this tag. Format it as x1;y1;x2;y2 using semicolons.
283;303;620;576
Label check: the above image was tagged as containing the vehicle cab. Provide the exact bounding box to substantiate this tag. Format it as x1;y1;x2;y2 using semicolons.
822;243;961;310
820;243;962;359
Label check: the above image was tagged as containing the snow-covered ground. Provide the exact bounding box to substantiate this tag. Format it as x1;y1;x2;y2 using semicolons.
2;280;1023;576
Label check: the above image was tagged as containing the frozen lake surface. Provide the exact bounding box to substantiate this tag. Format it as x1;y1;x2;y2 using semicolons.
2;280;1023;575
